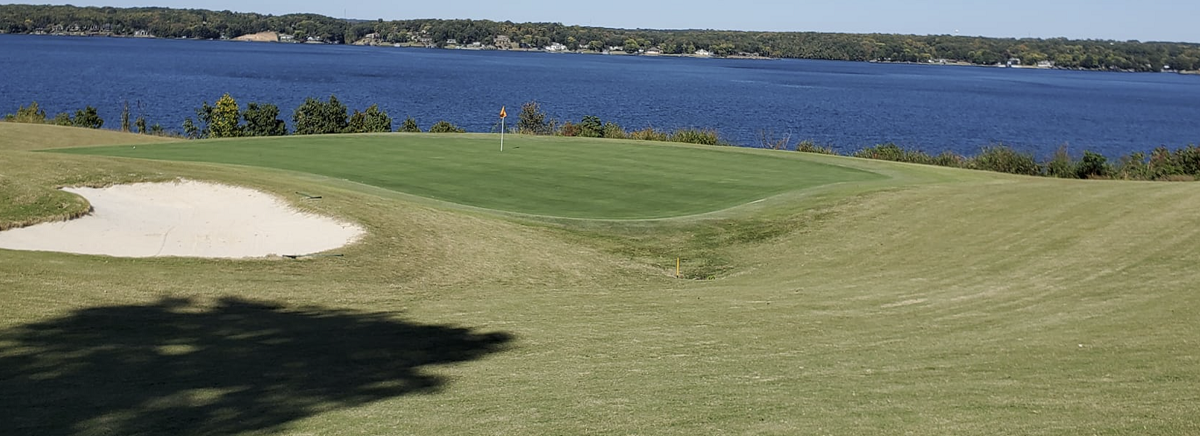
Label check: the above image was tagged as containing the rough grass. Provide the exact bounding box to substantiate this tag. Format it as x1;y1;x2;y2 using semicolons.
55;133;884;219
2;124;1198;435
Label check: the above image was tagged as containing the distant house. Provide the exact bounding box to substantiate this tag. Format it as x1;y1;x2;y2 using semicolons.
445;38;458;46
279;34;295;42
645;47;662;55
545;42;567;52
694;49;713;57
1036;60;1054;68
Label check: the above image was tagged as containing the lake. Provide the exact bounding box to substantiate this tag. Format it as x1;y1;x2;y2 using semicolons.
2;34;1198;157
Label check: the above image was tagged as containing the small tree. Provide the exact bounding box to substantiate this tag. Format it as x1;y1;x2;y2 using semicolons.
1075;151;1110;179
4;101;47;123
120;100;131;132
428;120;465;133
400;117;421;133
72;106;103;129
242;102;286;136
182;118;200;139
293;95;349;135
346;104;392;133
135;115;147;134
52;112;73;126
210;93;242;138
517;101;551;135
577;115;603;138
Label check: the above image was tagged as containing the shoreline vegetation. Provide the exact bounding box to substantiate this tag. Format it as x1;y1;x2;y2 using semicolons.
7;99;1200;182
3;5;1200;72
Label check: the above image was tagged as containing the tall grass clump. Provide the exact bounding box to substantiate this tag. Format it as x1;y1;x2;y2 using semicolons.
794;140;838;155
628;127;669;142
670;128;721;146
968;145;1041;176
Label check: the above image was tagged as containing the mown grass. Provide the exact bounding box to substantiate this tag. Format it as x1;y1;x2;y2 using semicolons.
55;133;883;219
2;124;1199;435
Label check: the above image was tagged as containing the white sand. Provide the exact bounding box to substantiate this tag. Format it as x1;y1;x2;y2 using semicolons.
0;180;364;258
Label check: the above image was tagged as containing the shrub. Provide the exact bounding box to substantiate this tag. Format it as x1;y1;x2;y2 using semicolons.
517;100;552;135
970;145;1040;176
1075;150;1110;179
400;117;421;133
577;115;603;138
1113;151;1150;180
853;143;933;164
794;140;838;155
71;106;103;129
931;151;967;168
601;121;626;139
195;93;242;138
428;120;465;133
628;127;669;141
670;128;721;145
51;112;73;126
1173;145;1200;176
4;101;47;123
293;95;348;135
346;104;392;133
242;102;287;136
1147;146;1181;179
120;101;131;132
557;121;581;137
1045;145;1076;178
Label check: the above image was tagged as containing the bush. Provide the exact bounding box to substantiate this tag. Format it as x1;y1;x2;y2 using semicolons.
601;121;626;139
517;100;552;135
670;128;721;145
794;140;837;155
1113;151;1150;180
346;104;392;133
72;106;103;129
1173;145;1200;176
970;145;1041;176
293;95;348;135
428;120;465;133
51;112;73;126
4;101;47;123
628;127;669;141
557;121;581;137
1045;145;1075;178
242;102;287;136
400;117;421;133
1075;150;1110;179
577;115;603;138
853;143;932;164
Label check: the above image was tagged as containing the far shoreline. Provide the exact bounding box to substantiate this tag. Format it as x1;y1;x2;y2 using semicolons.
8;32;1200;75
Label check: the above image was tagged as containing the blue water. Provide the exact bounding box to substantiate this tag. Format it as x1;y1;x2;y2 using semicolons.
2;34;1198;157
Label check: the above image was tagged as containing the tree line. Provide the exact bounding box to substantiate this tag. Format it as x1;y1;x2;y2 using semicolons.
3;4;1200;71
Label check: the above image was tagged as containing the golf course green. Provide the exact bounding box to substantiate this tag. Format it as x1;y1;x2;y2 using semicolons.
2;123;1198;435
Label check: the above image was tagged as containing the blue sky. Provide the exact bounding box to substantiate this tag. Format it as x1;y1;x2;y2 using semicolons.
49;1;1200;42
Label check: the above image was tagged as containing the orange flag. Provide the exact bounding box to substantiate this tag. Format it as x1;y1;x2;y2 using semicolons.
499;106;507;119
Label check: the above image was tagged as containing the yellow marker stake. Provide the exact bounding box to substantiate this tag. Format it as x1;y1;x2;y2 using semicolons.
676;258;680;278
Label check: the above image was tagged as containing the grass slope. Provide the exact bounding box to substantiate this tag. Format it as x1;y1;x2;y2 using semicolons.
57;133;883;219
2;124;1198;435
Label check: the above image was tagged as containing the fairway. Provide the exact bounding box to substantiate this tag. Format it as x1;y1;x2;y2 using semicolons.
3;124;1200;435
57;134;883;219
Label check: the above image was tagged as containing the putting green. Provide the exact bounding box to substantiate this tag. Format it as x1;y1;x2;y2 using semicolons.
57;134;884;219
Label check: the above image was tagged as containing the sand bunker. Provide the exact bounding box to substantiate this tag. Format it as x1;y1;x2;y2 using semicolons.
0;180;363;258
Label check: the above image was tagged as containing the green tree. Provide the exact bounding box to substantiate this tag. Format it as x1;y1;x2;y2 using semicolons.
135;116;147;134
517;101;551;135
577;115;603;137
72;106;103;129
120;101;131;132
400;117;421;132
242;102;286;136
428;120;465;133
346;104;392;133
210;93;242;137
4;101;46;123
293;95;349;135
52;112;73;126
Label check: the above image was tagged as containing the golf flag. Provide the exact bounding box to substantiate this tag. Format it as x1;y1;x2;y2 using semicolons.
499;106;507;119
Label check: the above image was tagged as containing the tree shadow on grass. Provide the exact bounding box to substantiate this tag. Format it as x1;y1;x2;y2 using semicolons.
0;297;512;436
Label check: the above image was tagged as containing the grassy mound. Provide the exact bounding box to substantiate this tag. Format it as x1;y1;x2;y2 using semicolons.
56;134;884;219
2;124;1199;435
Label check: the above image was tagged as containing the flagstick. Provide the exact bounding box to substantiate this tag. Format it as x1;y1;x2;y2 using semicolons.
501;117;505;151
